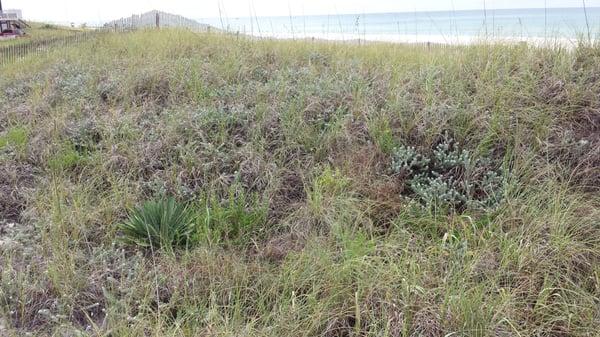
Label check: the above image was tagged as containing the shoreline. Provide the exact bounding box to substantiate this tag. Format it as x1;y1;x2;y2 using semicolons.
237;31;587;48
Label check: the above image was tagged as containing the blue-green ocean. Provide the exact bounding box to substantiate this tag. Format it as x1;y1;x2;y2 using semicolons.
198;7;600;43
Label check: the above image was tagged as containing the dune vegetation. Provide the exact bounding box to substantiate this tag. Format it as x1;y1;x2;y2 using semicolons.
0;29;599;336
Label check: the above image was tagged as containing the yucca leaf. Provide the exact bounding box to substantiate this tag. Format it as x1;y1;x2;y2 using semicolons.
118;197;196;250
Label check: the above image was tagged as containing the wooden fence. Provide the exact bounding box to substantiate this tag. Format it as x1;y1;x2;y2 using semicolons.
0;30;104;67
0;11;212;67
105;11;210;31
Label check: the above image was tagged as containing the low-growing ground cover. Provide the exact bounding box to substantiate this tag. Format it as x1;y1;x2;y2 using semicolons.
0;29;598;336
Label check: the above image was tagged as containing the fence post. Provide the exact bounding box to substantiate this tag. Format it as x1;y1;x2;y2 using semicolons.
156;12;160;29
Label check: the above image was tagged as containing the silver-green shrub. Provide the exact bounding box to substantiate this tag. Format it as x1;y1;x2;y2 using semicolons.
391;145;430;175
392;133;506;212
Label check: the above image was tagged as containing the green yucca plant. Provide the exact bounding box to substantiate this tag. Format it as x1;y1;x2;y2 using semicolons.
119;197;196;250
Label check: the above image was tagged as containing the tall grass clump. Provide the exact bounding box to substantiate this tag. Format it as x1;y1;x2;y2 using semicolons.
196;185;268;247
0;126;29;151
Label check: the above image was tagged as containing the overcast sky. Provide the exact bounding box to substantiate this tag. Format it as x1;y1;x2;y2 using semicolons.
3;0;600;24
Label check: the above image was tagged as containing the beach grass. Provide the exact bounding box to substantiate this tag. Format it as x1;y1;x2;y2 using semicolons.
0;29;598;336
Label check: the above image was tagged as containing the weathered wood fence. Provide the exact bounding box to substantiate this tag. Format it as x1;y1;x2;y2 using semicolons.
0;11;211;67
0;30;104;67
105;11;210;31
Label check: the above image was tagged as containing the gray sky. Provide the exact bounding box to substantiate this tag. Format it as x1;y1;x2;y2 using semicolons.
3;0;600;24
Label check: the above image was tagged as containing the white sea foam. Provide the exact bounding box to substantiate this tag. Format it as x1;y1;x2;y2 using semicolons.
248;31;583;48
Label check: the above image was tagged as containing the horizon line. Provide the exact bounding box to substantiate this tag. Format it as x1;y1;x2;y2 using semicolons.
195;6;600;20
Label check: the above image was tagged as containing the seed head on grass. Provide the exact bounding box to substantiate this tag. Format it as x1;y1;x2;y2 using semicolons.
118;197;196;250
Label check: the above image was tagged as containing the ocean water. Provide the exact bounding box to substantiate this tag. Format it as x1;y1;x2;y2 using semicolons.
197;7;600;44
